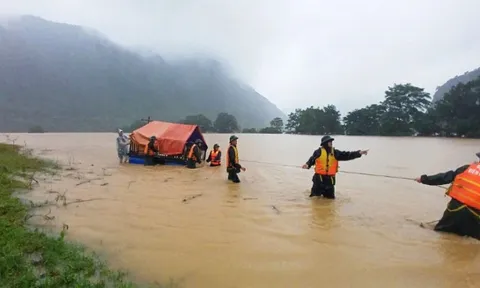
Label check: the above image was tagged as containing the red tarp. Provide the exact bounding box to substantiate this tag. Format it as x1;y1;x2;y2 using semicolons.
130;121;206;155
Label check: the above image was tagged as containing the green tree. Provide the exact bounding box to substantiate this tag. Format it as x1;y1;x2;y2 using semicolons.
181;114;213;132
269;117;284;133
28;125;45;133
343;104;385;135
285;109;302;133
379;83;431;136
242;128;257;133
214;112;239;133
434;76;480;137
259;127;281;134
298;107;320;134
284;106;343;135
414;107;440;136
321;105;343;134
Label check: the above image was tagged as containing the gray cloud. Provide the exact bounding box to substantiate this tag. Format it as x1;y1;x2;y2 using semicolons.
1;0;479;115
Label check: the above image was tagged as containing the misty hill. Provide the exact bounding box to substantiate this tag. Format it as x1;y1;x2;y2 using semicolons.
433;67;480;102
0;15;285;132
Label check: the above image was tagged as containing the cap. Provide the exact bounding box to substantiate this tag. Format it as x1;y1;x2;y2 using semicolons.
214;143;219;148
229;135;238;142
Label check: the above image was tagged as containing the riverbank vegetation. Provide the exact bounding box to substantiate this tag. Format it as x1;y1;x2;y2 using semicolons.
0;143;172;287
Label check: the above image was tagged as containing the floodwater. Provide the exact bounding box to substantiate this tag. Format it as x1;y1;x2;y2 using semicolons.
3;133;480;287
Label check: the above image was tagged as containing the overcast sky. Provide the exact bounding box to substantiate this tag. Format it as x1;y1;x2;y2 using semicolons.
1;0;480;114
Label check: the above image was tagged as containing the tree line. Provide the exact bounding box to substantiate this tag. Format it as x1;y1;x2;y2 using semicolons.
285;75;480;138
121;75;480;137
178;114;285;134
120;111;285;134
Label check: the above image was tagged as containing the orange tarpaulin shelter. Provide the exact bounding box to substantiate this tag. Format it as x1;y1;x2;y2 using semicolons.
130;120;207;156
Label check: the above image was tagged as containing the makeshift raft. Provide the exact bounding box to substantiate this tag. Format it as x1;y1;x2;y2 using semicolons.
127;120;207;166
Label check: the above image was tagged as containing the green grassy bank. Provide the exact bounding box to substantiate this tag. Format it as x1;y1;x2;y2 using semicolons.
0;143;175;288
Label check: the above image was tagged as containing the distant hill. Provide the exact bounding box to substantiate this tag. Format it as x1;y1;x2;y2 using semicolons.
433;67;480;102
0;15;285;132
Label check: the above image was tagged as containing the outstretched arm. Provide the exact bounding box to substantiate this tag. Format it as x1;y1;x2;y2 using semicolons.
418;165;469;186
334;149;363;161
206;151;212;163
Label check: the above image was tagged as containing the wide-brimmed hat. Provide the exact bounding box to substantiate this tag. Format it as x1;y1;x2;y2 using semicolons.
321;135;334;145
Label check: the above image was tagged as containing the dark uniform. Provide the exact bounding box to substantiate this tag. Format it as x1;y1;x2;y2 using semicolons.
418;154;480;240
186;140;203;169
304;135;364;199
226;135;243;183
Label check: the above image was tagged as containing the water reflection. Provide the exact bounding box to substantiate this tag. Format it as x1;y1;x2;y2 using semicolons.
437;236;480;264
310;198;339;230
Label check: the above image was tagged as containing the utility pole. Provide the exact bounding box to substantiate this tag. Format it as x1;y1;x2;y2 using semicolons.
140;116;152;124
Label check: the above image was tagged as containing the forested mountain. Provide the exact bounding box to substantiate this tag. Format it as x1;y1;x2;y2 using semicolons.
433;67;480;102
0;15;284;132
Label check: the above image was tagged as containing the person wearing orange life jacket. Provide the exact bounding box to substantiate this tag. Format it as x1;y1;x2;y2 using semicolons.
144;136;159;166
414;152;480;240
302;135;368;199
186;139;203;169
226;135;246;183
206;144;221;167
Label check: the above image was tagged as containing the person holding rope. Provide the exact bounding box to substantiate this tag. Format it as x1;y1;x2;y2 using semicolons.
415;152;480;240
302;135;368;199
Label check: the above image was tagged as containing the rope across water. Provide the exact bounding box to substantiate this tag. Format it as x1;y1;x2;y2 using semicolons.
240;159;448;189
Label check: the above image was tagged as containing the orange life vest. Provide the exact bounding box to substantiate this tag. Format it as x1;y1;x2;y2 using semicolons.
143;142;156;156
210;150;221;165
314;147;338;176
226;144;239;170
187;144;197;161
447;163;480;210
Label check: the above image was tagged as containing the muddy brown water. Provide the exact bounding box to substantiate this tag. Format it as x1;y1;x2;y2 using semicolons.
3;133;480;287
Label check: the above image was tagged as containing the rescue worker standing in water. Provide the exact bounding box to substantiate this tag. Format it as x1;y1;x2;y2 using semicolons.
144;136;159;166
226;135;246;183
302;135;368;199
206;144;221;166
414;152;480;240
186;139;203;169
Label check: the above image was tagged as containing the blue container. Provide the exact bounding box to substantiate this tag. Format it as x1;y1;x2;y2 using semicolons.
129;157;145;165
